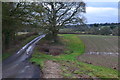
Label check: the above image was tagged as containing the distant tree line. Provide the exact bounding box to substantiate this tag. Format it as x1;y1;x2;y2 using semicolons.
62;23;120;36
87;23;119;36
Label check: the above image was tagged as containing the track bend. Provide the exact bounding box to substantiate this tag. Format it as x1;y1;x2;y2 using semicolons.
2;34;46;78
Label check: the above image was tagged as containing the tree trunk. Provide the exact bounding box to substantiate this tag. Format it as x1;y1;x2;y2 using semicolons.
52;29;58;43
3;30;15;50
2;33;5;53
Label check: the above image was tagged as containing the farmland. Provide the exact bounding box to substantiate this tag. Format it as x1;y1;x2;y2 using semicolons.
3;2;119;79
78;35;118;69
30;34;118;78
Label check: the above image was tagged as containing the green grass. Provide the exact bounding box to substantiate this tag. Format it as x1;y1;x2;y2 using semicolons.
2;53;11;60
30;34;85;66
30;34;118;78
77;62;118;78
2;35;39;60
79;34;118;37
59;60;118;78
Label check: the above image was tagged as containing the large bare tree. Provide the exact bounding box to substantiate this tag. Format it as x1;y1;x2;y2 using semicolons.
33;2;86;42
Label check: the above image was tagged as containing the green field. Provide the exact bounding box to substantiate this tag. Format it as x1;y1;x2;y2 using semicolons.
30;34;119;78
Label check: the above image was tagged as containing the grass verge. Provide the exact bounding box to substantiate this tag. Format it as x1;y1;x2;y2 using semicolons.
30;34;118;78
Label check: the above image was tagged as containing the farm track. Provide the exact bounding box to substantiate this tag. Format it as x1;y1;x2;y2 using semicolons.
2;35;46;78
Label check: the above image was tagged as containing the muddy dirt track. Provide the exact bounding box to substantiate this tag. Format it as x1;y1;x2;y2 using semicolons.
2;35;45;78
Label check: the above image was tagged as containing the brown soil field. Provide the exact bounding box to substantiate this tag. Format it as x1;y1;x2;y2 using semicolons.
78;35;118;69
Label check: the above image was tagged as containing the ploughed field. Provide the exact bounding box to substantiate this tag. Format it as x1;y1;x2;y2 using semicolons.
78;35;118;70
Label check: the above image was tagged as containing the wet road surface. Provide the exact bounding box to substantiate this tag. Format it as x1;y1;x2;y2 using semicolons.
2;34;46;78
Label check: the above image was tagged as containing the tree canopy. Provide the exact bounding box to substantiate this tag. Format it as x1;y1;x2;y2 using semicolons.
30;2;86;41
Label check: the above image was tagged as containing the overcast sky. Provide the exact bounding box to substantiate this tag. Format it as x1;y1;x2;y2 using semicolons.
85;2;118;24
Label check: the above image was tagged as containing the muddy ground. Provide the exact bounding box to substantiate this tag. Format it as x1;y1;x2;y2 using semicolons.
78;54;118;70
43;60;62;78
78;35;118;70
